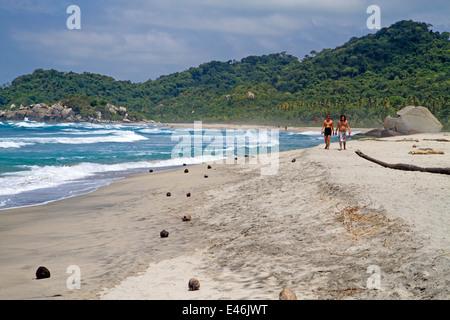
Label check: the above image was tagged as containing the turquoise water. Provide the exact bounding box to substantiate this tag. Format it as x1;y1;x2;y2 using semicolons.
0;120;339;210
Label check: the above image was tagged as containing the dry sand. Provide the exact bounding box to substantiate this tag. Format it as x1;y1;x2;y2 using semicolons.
0;131;448;300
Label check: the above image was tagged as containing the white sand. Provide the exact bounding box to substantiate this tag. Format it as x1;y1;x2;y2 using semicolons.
1;131;448;300
100;133;450;300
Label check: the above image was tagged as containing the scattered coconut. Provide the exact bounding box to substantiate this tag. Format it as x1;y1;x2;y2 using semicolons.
188;278;200;291
36;266;51;280
160;230;169;238
279;288;297;300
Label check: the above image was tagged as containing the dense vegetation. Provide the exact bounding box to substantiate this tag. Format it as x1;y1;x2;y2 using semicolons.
1;20;449;128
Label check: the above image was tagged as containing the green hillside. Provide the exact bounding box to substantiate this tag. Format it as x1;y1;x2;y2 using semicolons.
1;20;449;128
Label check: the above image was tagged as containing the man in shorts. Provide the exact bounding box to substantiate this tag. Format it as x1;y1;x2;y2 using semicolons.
321;113;334;150
335;115;351;150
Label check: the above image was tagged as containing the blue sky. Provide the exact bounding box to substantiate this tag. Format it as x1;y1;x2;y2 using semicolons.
0;0;448;85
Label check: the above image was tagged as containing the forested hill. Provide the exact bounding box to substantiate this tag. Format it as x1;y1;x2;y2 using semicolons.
1;20;449;128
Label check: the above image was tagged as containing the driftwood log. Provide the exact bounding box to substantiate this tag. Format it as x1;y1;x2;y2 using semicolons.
355;150;450;175
423;138;450;142
409;150;444;155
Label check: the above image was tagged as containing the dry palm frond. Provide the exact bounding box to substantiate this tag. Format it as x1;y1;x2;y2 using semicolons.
333;204;402;244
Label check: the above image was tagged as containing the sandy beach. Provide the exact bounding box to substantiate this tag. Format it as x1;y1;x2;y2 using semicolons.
0;130;448;300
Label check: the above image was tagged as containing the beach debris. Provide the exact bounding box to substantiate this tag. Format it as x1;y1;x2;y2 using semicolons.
186;192;191;197
184;169;189;173
166;192;171;197
423;138;450;142
279;288;297;300
412;144;418;148
36;266;51;279
355;150;450;175
149;169;154;173
408;149;444;155
188;278;200;291
204;174;208;178
207;165;212;169
160;230;169;238
182;214;192;221
333;204;403;244
291;158;296;163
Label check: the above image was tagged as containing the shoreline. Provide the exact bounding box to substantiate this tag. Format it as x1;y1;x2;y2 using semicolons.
0;123;366;212
0;131;449;300
163;122;374;134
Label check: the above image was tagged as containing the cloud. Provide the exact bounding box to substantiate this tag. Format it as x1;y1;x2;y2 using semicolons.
1;0;449;85
0;0;62;14
141;0;363;13
12;27;191;62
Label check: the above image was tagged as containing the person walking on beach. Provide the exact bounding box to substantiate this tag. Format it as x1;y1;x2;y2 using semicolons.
321;113;334;150
336;114;351;150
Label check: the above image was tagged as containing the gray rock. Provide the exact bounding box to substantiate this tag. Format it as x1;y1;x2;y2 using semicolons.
0;102;135;123
395;106;442;134
384;106;442;135
383;115;397;130
380;129;403;137
364;128;404;138
364;128;383;137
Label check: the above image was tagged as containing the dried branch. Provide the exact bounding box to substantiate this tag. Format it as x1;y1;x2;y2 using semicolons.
355;150;450;175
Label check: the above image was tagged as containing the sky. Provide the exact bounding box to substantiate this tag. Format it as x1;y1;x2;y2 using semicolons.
0;0;449;85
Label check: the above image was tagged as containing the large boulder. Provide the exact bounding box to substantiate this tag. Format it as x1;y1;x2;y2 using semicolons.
384;106;442;135
383;116;397;131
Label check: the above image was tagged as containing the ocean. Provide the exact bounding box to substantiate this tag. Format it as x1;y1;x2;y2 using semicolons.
0;120;343;211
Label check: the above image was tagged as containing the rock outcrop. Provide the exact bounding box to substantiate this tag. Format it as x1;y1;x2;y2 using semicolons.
384;106;442;135
0;103;136;123
364;128;403;138
365;106;442;137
